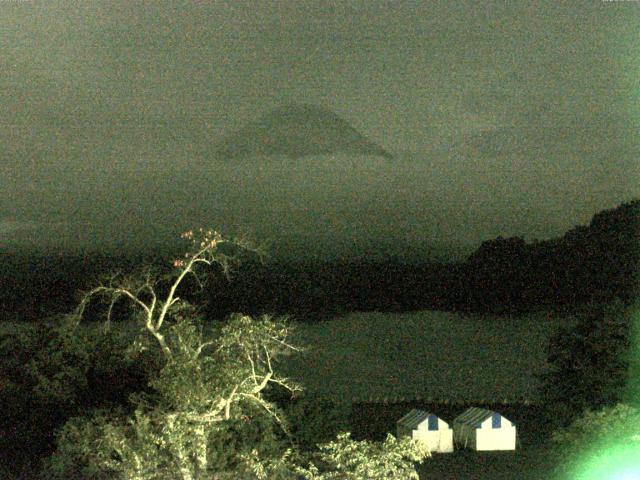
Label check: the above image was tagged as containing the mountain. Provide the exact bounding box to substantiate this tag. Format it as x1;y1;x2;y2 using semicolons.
212;103;393;160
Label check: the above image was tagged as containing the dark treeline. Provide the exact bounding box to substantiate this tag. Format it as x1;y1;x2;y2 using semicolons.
206;199;640;318
2;199;638;322
458;198;639;313
0;249;175;322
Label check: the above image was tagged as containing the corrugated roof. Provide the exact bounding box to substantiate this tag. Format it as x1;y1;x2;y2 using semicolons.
397;409;431;429
453;407;496;428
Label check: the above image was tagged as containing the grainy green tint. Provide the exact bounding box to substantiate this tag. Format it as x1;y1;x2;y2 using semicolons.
568;442;640;480
625;306;640;405
1;1;638;257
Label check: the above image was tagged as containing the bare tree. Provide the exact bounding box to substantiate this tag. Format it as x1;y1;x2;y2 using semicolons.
76;229;251;355
63;229;301;480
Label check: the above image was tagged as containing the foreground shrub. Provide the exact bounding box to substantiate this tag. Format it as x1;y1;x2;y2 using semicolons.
236;432;430;480
550;403;640;479
295;432;430;480
0;317;151;473
284;397;352;451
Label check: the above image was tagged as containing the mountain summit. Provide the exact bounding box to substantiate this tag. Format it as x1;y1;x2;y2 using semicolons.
213;103;393;160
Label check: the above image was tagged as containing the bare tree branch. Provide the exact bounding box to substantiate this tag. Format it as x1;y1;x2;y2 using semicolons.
194;340;216;359
224;384;240;420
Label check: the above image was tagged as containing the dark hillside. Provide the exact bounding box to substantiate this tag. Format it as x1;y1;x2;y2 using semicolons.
2;200;637;323
454;199;640;313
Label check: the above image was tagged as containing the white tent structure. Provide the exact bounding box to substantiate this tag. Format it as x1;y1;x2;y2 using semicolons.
453;407;516;451
396;409;454;453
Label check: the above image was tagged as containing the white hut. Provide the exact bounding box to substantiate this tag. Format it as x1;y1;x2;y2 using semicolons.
396;409;454;453
453;407;516;451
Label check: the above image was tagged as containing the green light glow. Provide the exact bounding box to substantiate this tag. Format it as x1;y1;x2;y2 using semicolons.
560;303;640;480
568;442;640;480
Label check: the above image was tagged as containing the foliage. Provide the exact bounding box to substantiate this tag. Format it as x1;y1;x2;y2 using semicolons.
46;313;300;479
295;432;430;480
0;316;151;472
42;228;431;480
284;397;352;451
539;298;632;427
237;432;431;480
43;408;126;480
550;403;640;478
0;317;92;407
552;403;640;448
204;401;291;474
44;230;301;480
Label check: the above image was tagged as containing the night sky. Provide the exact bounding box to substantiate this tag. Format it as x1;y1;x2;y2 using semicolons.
2;1;639;259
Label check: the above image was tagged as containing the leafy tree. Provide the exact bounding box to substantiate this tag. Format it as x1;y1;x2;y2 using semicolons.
44;228;430;479
539;299;632;428
231;433;430;480
45;229;300;480
284;397;352;452
552;403;640;449
0;316;150;475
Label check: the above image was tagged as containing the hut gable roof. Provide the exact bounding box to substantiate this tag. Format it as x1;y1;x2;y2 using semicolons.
454;407;500;428
397;409;432;430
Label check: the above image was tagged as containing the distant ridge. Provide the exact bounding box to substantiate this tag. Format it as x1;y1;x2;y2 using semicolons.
212;103;393;160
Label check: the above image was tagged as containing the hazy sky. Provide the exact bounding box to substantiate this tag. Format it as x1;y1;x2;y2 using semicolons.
1;0;639;258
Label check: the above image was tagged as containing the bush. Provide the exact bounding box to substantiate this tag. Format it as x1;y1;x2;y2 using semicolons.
539;299;632;427
552;403;640;448
42;408;126;480
295;432;430;480
550;403;640;479
0;317;155;473
284;397;352;451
